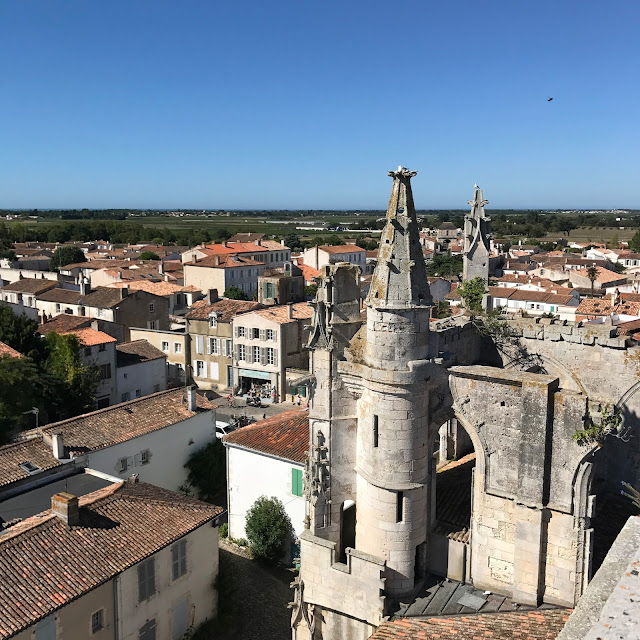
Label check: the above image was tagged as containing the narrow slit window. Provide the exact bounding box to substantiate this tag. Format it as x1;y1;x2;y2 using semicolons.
373;415;379;448
396;491;404;523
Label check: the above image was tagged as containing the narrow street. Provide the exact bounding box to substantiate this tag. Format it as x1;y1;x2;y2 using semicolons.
212;541;294;640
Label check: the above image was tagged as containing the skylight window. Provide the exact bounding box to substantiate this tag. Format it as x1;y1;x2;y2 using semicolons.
19;461;41;474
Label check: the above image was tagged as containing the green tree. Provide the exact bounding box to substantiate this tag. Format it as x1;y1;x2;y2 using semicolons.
586;265;599;298
43;333;101;421
426;252;462;277
224;286;249;301
0;355;42;442
457;277;487;315
50;245;86;271
139;251;160;260
630;229;640;253
0;304;46;362
304;284;318;298
283;233;305;251
182;440;226;504
434;300;452;319
245;496;293;562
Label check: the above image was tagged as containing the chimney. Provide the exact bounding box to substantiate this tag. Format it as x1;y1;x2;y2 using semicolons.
51;433;64;460
280;239;285;246
120;285;129;299
209;288;219;302
192;253;197;264
51;492;80;526
80;277;90;296
223;241;228;248
91;319;99;331
287;303;293;319
254;239;261;246
187;385;197;412
158;261;164;275
214;256;220;266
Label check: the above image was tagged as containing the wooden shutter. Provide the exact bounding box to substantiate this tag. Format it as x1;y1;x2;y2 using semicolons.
261;348;267;365
292;468;302;497
247;347;253;364
196;335;204;354
222;339;227;357
273;349;278;367
206;338;211;355
259;329;265;341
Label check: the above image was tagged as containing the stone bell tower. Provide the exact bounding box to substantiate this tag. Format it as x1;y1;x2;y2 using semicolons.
462;184;491;283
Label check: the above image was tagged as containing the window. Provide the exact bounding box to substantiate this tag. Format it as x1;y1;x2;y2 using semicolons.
195;335;204;354
117;457;128;472
252;327;260;339
223;339;232;357
237;326;246;338
292;468;303;497
98;343;106;352
263;282;275;299
195;360;205;377
149;303;155;313
135;389;141;398
252;346;261;363
139;619;156;640
35;615;55;640
396;491;404;523
140;449;150;465
171;539;187;580
100;363;111;380
267;347;275;365
238;344;246;361
91;609;104;634
208;337;220;355
266;329;275;341
209;314;217;328
373;415;379;448
147;320;157;330
55;303;61;313
162;341;169;352
174;342;181;353
138;558;156;602
121;392;130;402
84;346;92;356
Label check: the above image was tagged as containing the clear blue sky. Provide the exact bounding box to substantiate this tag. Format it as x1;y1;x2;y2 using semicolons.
1;1;638;210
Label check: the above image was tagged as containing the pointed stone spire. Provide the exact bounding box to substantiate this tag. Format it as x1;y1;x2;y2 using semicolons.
463;184;491;283
366;167;432;309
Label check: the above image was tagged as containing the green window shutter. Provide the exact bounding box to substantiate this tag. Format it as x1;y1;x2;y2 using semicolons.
292;468;303;497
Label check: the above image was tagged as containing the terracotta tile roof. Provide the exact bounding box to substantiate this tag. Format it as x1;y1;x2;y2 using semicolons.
318;244;365;254
445;283;460;300
616;319;640;335
490;288;576;305
228;232;265;243
223;409;308;463
575;299;614;316
0;341;22;359
0;279;58;295
107;281;199;297
0;480;223;638
189;255;263;268
299;263;321;283
252;302;313;324
38;314;92;335
370;610;571;639
79;287;125;308
116;339;166;366
204;241;269;254
503;262;534;272
66;328;117;346
33;389;216;454
185;298;261;322
366;249;379;259
572;267;626;284
620;292;640;302
614;301;640;316
59;259;133;271
0;438;60;487
35;288;84;303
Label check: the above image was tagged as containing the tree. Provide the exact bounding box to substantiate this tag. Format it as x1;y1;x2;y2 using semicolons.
283;233;305;252
50;245;86;271
426;252;462;277
457;277;487;315
182;440;226;504
245;496;293;562
434;300;452;319
304;284;318;298
139;251;160;260
0;355;42;443
42;333;101;421
630;229;640;253
0;304;46;362
224;286;249;301
586;265;599;298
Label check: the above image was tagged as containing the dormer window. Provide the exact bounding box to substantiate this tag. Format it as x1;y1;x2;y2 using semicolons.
209;313;217;329
19;461;41;474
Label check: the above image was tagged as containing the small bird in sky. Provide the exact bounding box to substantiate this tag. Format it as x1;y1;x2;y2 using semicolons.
547;97;553;102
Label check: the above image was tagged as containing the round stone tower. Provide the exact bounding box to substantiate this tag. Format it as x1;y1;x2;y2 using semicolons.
353;166;435;597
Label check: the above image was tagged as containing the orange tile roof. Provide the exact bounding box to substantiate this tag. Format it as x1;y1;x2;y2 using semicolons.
0;438;59;487
204;241;269;254
319;244;365;254
65;327;117;346
369;610;571;639
0;279;58;295
223;409;308;463
107;281;199;296
299;263;321;283
0;481;222;638
189;255;263;268
575;299;614;316
186;298;261;322
251;302;313;324
573;267;626;284
0;341;22;359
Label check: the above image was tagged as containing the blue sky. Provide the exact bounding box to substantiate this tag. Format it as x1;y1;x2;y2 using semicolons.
1;1;638;209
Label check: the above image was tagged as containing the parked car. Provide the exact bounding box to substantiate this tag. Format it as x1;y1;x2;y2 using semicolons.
215;421;232;440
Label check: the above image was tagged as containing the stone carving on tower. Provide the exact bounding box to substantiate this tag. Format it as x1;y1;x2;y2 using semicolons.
462;184;491;282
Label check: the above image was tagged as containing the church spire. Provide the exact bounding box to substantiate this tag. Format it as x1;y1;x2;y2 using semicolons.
366;166;432;309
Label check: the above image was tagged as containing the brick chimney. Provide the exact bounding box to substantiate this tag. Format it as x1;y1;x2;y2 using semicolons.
187;385;197;412
209;289;219;302
287;303;293;319
51;492;80;526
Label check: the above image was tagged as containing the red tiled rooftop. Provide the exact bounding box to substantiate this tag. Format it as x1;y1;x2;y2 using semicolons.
369;609;571;639
223;409;308;463
186;298;261;322
319;244;365;254
0;341;22;359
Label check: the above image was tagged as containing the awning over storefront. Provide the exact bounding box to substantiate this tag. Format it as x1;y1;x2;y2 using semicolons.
238;368;271;380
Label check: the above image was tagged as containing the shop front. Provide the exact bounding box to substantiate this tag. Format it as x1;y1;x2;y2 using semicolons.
236;368;279;403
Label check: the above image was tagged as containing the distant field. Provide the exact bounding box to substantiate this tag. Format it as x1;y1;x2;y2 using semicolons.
543;227;636;243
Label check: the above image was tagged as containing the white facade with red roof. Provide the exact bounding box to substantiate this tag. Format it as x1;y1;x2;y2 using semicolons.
301;244;366;270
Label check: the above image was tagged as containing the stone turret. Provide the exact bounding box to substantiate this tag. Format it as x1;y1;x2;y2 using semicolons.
462;184;491;283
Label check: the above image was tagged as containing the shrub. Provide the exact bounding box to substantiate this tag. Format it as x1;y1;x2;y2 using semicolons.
245;496;292;562
219;523;228;538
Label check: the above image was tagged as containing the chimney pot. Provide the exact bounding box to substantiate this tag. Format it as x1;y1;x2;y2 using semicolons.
192;254;197;264
287;303;293;319
120;285;129;299
209;288;219;302
51;433;64;460
187;385;197;412
51;492;80;526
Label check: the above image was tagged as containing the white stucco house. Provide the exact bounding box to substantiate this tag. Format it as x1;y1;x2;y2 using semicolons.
223;409;307;563
115;339;168;403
